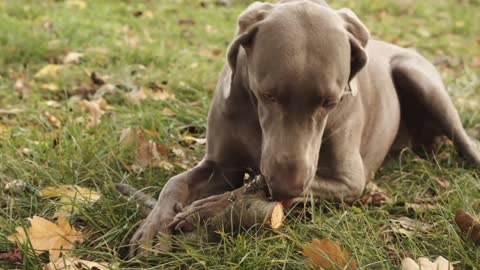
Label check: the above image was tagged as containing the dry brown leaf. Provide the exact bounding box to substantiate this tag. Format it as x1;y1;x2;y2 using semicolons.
125;88;148;104
151;89;175;101
404;203;437;212
34;64;63;79
7;216;84;261
119;127;173;171
39;185;101;217
90;72;106;85
126;86;175;103
79;98;108;128
44;111;62;129
14;79;32;97
455;210;480;244
198;48;224;58
473;56;480;68
432;177;450;190
390;217;433;237
401;256;454;270
123;27;139;48
0;247;22;263
302;238;357;269
63;52;84;64
357;181;390;206
43;256;112;270
178;18;195;25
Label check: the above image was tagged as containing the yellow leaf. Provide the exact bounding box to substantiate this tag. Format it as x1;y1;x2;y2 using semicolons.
7;216;84;261
66;0;86;10
302;238;357;269
181;135;207;145
39;185;101;217
161;107;176;116
39;83;60;91
43;256;114;270
34;64;63;79
63;52;84;64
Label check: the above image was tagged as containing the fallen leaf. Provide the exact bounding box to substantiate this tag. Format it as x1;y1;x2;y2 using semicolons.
125;88;148;104
39;83;60;91
44;111;62;129
357;181;390;206
205;24;217;34
119;127;172;171
302;238;357;269
178;18;196;25
0;247;22;263
90;72;106;85
7;216;84;261
161;107;176;116
198;48;224;58
66;0;86;9
14;79;32;97
404;203;437;213
0;108;23;115
79;98;108;128
181;134;207;146
455;210;480;244
34;64;63;79
473;56;480;68
43;256;111;270
38;185;101;217
123;27;139;48
390;217;433;237
63;52;84;64
171;147;186;159
401;256;454;270
4;179;27;194
432;176;450;190
151;89;175;101
45;100;62;108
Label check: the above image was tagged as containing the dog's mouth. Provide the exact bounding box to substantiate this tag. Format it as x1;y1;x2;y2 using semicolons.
256;174;295;209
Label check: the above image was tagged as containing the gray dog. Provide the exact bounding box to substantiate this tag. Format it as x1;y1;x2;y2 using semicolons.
129;0;480;256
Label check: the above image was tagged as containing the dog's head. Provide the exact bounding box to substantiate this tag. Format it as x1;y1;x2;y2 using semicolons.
227;1;370;200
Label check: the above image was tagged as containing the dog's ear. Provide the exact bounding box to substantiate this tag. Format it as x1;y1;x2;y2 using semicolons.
227;2;273;84
337;8;369;94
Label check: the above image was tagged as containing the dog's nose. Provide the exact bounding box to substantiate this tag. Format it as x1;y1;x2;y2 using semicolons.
266;175;305;201
262;158;312;200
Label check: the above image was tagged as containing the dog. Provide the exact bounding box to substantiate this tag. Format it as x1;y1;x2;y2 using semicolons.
128;0;480;256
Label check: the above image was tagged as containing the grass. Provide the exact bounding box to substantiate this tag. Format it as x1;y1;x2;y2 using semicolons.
0;0;479;269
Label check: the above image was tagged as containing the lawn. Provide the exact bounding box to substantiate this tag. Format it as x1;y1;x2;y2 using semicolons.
0;0;479;269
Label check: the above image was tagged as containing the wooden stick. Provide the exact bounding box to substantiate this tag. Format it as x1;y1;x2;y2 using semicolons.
115;177;284;238
114;183;156;216
207;193;283;231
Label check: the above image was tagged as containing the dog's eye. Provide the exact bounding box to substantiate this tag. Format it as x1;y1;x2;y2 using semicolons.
261;92;276;102
323;100;338;109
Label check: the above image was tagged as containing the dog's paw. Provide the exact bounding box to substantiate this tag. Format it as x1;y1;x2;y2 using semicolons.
168;193;232;232
129;219;171;258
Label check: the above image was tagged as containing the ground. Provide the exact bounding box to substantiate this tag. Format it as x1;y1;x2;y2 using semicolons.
0;0;479;269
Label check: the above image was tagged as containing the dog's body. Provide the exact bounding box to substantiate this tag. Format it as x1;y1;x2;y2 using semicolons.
128;0;480;256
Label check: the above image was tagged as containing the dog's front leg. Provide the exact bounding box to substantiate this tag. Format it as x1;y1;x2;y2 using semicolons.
128;160;243;257
311;142;367;203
